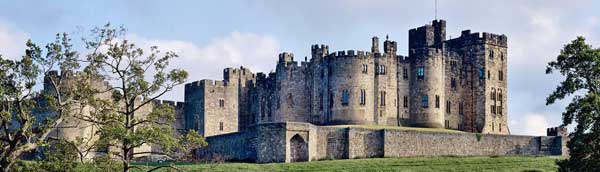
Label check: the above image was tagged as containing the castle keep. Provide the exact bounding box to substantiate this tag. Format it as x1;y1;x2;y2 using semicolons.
185;20;509;137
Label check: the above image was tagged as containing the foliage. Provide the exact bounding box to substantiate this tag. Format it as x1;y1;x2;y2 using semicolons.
545;36;600;172
0;33;84;172
76;23;205;172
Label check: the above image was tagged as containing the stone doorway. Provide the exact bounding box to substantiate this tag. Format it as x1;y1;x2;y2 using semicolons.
290;134;308;162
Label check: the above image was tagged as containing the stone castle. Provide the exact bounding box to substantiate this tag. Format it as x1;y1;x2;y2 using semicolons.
181;19;508;137
45;19;567;163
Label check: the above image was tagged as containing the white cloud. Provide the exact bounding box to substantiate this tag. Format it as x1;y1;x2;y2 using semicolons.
0;19;28;59
127;32;280;101
511;113;551;136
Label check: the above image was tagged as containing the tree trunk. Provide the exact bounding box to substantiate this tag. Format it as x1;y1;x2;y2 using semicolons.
123;161;129;172
1;160;13;172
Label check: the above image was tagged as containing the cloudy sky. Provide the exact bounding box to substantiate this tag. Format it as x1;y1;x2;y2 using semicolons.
0;0;598;135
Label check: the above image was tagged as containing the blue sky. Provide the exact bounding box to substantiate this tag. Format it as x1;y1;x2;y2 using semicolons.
0;0;599;135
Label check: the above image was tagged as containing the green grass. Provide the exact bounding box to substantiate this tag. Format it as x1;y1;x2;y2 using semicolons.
327;124;465;133
132;156;563;172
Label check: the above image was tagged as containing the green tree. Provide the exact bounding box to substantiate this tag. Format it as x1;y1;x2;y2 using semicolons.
546;36;600;172
77;24;205;172
0;33;83;172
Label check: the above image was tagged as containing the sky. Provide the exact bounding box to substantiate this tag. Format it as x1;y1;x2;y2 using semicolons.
0;0;598;136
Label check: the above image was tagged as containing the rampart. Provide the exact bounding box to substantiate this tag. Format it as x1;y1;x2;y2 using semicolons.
198;122;567;163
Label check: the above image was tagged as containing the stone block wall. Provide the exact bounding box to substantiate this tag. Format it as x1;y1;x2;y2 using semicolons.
198;122;567;164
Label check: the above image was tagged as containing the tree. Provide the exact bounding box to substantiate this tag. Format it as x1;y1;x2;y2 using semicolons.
0;33;83;172
546;36;600;172
77;24;205;172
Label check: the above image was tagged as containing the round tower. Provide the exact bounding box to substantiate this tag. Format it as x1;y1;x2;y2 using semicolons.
327;50;375;125
408;20;446;128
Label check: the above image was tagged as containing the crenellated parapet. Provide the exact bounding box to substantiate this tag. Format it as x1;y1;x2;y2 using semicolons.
446;30;507;48
311;44;329;58
547;127;568;137
153;99;185;110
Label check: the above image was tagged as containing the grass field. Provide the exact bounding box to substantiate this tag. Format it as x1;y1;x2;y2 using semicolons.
132;156;563;172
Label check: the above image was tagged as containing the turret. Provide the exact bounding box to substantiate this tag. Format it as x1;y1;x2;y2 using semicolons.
371;36;379;53
311;44;329;60
383;35;397;55
408;19;446;51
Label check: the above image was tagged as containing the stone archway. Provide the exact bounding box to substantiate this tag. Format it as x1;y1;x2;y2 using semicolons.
290;134;308;162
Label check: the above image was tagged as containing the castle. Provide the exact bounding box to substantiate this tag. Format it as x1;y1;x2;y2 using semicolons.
182;19;508;137
44;19;566;163
191;20;567;163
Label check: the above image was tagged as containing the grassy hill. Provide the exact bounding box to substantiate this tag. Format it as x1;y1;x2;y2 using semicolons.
133;156;563;172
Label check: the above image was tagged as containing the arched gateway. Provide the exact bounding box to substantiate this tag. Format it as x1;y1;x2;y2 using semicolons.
290;134;308;162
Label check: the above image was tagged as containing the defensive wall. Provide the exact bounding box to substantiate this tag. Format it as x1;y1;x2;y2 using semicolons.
198;122;567;163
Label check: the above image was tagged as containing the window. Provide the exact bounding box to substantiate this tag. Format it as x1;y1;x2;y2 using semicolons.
498;90;503;114
489;50;494;60
421;95;429;108
359;89;366;105
499;123;502;132
403;96;408;108
219;122;224;131
362;64;368;74
446;101;451;114
219;99;225;107
500;52;504;61
499;70;504;81
403;68;408;79
435;95;440;108
487;70;491;80
341;90;349;106
380;91;386;106
451;78;456;89
377;65;386;75
417;67;424;78
479;68;485;79
459;102;464;115
491;89;497;114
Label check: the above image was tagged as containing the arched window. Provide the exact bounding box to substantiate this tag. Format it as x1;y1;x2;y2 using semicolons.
422;95;429;108
219;99;225;108
359;89;366;105
417;67;425;78
498;90;503;114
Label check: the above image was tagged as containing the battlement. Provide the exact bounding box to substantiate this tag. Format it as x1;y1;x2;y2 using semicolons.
326;50;371;59
311;44;329;57
153;99;185;110
397;55;410;63
446;30;507;48
409;20;446;49
278;52;294;63
185;79;229;92
547;127;568;137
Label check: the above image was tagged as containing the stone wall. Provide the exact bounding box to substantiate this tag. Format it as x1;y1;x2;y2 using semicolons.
198;122;566;163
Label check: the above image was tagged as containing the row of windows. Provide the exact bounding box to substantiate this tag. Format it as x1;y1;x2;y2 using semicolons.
362;64;388;75
489;50;505;61
490;88;504;115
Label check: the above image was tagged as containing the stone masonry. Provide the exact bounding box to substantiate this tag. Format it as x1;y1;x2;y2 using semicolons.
184;19;509;137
